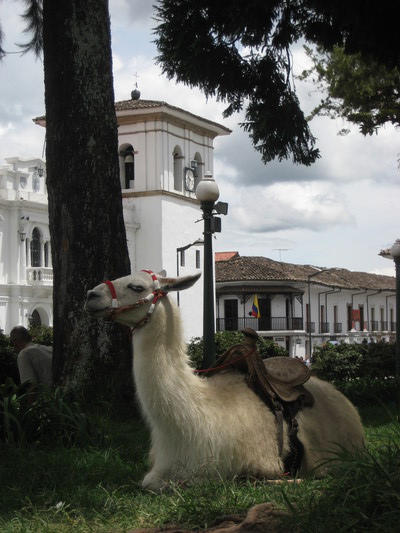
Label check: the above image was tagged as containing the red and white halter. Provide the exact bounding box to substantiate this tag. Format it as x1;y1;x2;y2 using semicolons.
103;269;167;331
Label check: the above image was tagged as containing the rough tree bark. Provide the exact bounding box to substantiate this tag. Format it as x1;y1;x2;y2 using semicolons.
41;0;134;410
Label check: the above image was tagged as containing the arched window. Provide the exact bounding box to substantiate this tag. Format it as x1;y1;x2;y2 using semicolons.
173;146;183;191
30;227;41;267
120;145;135;189
192;152;203;190
30;309;42;327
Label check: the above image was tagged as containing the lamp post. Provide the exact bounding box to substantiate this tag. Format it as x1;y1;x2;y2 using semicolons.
196;171;220;369
390;238;400;377
176;238;204;306
307;268;330;361
18;215;29;242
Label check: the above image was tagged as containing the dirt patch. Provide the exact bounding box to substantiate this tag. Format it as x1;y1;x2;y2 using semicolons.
129;502;290;532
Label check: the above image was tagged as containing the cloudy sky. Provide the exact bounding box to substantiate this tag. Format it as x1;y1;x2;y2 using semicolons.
1;0;399;276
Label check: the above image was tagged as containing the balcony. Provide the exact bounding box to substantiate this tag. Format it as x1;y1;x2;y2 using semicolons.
306;322;315;333
319;322;329;334
217;316;304;332
27;267;53;285
365;321;395;332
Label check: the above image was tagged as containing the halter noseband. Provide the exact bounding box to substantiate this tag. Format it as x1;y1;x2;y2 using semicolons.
103;270;167;331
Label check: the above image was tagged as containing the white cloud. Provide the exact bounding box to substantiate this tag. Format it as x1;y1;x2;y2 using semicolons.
0;0;398;276
221;181;355;233
110;0;155;28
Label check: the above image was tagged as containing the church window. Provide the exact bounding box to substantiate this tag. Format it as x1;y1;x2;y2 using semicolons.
44;242;49;267
173;146;183;191
123;146;135;189
192;152;203;190
119;145;135;189
30;227;41;267
30;309;41;327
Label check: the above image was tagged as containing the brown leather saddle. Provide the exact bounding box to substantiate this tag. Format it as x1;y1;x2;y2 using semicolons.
207;328;314;475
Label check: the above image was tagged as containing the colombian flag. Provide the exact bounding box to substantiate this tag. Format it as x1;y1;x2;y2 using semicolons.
251;294;261;318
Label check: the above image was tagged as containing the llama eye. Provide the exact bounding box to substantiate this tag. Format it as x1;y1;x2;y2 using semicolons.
128;283;145;293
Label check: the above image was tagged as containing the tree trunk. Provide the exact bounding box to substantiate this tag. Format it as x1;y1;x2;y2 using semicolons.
42;0;134;412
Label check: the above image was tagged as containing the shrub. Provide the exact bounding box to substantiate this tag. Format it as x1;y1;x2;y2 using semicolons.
312;341;364;381
312;340;397;406
0;331;19;384
0;379;101;448
312;341;396;380
28;325;53;346
358;340;395;378
335;377;400;407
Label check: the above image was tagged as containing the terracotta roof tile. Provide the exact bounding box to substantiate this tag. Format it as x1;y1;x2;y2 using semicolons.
115;99;171;111
114;99;231;133
215;255;395;290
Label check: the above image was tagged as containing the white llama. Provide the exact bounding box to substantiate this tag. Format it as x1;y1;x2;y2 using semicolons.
85;269;365;492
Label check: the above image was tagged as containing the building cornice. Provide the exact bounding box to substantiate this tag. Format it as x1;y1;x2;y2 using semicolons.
0;198;48;210
216;284;304;295
122;189;200;205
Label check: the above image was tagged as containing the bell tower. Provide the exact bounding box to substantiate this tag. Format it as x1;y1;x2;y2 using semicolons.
115;90;230;339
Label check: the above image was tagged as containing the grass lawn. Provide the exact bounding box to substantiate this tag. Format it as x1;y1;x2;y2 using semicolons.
0;404;398;532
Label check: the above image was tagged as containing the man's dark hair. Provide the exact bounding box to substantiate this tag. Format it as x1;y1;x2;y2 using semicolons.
10;326;32;343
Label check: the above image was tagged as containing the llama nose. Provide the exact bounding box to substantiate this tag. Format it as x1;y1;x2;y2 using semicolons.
86;289;99;300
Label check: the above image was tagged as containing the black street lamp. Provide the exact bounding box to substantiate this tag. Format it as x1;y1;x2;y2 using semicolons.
195;171;220;369
390;238;400;377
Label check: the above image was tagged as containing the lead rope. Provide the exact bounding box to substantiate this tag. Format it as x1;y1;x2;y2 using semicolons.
193;348;256;373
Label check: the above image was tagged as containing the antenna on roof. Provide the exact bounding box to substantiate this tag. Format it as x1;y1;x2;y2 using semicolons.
273;248;291;261
131;72;141;100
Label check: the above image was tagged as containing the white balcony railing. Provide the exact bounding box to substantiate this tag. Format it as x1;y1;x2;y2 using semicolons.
27;267;53;285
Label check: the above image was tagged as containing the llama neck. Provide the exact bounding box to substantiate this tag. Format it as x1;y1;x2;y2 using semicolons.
132;297;205;427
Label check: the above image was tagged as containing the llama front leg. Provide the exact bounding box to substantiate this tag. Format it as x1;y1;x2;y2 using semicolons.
141;438;172;492
142;468;168;493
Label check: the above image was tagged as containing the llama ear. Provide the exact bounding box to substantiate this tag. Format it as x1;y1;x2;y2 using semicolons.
159;272;201;292
157;270;167;277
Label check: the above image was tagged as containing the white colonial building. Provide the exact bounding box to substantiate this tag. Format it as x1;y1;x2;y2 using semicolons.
0;92;231;340
0;157;53;331
215;252;396;359
0;93;397;351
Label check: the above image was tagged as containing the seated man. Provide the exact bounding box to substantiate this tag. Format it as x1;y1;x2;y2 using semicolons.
9;326;53;389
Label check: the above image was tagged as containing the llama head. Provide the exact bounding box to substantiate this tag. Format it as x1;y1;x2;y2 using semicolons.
85;269;201;327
